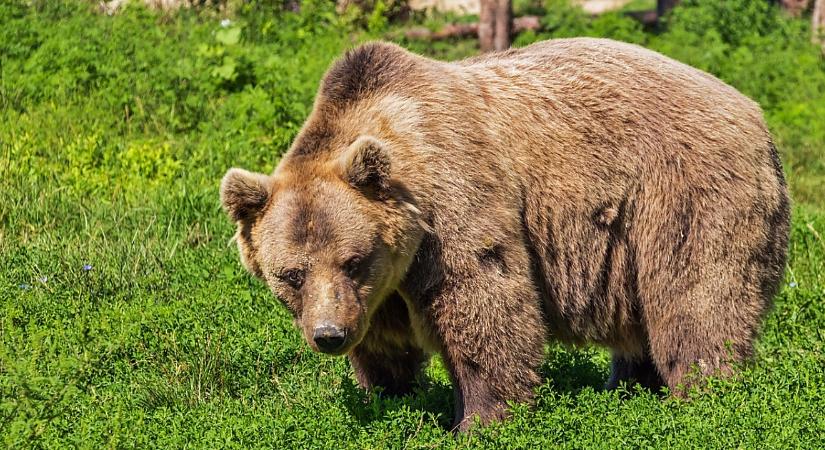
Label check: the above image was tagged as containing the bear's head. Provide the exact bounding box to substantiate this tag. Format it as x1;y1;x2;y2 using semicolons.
220;136;426;355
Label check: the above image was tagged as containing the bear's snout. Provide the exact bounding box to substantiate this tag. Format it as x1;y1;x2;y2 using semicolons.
312;323;348;353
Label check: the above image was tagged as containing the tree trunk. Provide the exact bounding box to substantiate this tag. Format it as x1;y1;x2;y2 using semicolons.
814;0;825;49
779;0;811;16
493;0;512;51
479;0;496;52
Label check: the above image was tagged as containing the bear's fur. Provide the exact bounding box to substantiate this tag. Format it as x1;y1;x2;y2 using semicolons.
220;38;790;430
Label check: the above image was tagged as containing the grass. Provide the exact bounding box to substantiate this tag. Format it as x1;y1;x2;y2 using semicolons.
1;0;824;448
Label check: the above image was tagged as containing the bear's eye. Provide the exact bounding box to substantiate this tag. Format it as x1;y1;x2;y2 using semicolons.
343;255;365;280
278;268;305;290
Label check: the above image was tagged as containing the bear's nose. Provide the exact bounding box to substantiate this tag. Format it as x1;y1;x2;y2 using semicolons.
312;325;347;353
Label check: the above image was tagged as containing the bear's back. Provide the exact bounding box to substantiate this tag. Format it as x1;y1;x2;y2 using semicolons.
456;37;759;118
451;37;766;157
439;38;775;203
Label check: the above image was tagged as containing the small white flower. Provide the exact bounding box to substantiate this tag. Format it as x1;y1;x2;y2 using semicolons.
220;19;232;28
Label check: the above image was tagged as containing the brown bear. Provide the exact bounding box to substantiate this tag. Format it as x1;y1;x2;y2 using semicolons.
220;38;790;431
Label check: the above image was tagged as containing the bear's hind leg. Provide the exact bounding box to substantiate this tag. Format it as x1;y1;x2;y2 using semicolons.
606;352;664;392
644;302;752;395
639;250;767;395
633;189;778;395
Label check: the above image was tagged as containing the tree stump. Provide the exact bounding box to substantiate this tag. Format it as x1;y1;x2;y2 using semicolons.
780;0;811;17
479;0;511;52
814;0;825;50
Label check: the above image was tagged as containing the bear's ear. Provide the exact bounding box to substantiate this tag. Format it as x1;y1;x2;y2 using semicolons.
337;136;391;196
220;168;273;222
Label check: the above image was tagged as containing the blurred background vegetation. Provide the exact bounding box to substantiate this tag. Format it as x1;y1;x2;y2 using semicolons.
1;0;823;447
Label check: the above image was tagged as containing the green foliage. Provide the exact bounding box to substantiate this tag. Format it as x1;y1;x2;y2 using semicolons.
1;0;824;448
367;0;390;33
512;0;647;45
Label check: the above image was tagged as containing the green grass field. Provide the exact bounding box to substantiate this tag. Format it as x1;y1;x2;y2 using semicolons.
2;1;824;448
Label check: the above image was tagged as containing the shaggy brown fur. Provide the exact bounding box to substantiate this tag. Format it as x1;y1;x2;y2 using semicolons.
220;38;790;431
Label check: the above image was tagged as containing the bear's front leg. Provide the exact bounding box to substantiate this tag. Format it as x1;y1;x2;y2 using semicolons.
348;292;427;396
427;272;546;431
